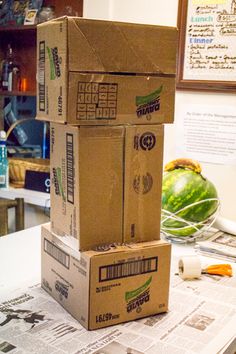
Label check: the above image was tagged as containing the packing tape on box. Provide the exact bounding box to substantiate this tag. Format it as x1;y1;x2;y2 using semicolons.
178;256;202;280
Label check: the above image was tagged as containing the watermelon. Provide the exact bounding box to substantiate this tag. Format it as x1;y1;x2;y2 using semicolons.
161;158;219;237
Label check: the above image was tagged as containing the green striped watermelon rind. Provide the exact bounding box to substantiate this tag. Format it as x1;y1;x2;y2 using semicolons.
161;202;219;237
161;210;216;238
161;169;220;237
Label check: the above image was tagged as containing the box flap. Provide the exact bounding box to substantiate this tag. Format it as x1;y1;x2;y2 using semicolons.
67;17;177;75
79;125;125;139
84;239;171;258
42;224;170;259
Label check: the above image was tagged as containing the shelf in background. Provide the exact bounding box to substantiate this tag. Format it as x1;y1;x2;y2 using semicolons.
0;24;37;93
0;25;36;32
0;90;36;97
0;187;50;208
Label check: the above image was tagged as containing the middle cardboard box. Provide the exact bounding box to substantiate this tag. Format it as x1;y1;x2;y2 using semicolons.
51;122;164;250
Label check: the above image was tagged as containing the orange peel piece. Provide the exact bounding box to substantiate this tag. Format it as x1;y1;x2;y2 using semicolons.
204;264;233;277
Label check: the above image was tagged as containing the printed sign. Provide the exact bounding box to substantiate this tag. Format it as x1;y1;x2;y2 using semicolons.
178;0;236;90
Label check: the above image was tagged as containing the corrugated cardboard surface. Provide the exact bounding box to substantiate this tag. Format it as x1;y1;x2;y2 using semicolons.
67;17;177;74
67;73;175;125
50;123;124;250
37;19;67;116
50;123;164;250
39;16;177;74
124;125;164;243
41;224;90;329
36;16;177;124
78;126;124;247
41;223;171;330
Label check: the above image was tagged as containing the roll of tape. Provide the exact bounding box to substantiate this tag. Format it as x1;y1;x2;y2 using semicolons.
178;256;201;280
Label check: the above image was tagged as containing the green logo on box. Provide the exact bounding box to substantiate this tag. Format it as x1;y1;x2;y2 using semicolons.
52;167;65;201
47;46;61;80
125;276;152;313
136;85;162;120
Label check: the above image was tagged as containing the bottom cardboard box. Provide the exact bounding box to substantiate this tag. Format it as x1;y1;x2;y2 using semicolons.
41;224;171;330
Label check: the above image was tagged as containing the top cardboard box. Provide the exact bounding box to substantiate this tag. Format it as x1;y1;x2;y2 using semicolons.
37;16;178;125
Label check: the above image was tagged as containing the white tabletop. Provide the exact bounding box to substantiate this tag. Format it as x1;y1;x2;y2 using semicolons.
0;187;50;208
0;226;230;298
0;225;196;300
0;225;41;298
0;226;235;354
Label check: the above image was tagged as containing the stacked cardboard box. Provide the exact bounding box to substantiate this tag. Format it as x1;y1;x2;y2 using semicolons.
37;17;176;125
50;123;165;249
41;223;171;330
37;16;177;330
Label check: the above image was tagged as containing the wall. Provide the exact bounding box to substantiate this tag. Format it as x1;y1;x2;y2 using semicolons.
8;205;50;233
84;0;236;222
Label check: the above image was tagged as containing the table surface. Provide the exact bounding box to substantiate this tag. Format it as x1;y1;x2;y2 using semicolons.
0;187;50;208
0;225;235;354
0;225;196;298
0;225;42;296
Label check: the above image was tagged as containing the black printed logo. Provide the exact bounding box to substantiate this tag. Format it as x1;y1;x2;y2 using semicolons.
55;280;69;301
134;132;156;151
42;278;52;293
133;173;153;194
93;244;112;252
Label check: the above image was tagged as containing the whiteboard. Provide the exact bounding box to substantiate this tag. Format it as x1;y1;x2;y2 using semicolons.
177;0;236;90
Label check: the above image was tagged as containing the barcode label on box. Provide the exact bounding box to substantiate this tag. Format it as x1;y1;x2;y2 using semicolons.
38;41;45;111
66;133;74;204
44;238;70;269
99;257;158;282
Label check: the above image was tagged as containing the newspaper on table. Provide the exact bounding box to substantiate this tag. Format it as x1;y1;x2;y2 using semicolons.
195;230;236;262
0;261;236;354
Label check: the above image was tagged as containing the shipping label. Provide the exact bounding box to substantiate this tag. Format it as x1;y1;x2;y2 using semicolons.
99;257;158;282
44;238;70;269
38;41;46;111
66;133;75;204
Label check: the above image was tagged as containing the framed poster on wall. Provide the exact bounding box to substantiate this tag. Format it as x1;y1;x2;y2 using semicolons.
177;0;236;91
